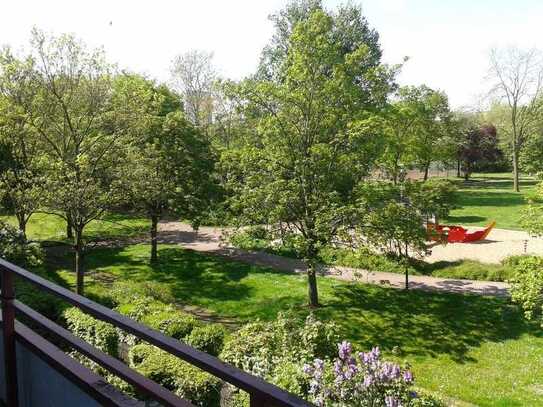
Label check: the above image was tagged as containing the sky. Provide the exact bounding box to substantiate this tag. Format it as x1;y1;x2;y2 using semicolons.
1;0;542;108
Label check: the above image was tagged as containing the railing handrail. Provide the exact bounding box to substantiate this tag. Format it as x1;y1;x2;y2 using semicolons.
0;257;311;407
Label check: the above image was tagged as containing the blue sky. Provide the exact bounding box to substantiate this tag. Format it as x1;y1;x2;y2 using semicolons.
1;0;541;108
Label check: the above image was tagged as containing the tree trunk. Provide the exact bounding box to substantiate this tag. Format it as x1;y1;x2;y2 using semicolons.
404;244;409;290
457;160;461;178
15;212;27;241
512;147;520;192
74;229;84;295
423;164;430;181
307;263;319;308
150;214;159;263
66;214;74;239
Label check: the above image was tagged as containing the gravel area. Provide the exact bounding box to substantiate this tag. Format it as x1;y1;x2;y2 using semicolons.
426;226;543;264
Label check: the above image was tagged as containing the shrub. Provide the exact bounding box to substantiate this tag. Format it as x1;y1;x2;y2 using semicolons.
221;313;339;397
63;307;119;357
115;297;200;345
228;226;270;251
129;344;222;406
0;220;43;266
509;256;543;324
108;280;175;306
303;341;424;406
186;324;227;356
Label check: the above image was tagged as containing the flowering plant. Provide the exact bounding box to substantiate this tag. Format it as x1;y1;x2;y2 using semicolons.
304;341;417;407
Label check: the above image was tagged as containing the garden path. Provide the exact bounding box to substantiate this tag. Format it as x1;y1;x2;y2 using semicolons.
158;222;510;297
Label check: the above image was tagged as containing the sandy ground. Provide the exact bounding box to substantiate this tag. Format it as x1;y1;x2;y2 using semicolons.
426;226;543;264
158;222;511;297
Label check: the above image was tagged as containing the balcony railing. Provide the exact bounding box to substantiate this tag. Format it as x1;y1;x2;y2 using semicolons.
0;257;312;407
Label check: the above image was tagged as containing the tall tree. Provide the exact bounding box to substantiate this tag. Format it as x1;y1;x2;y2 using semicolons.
257;0;382;82
378;86;450;183
113;74;215;263
225;9;395;307
488;47;543;191
170;50;216;130
0;81;43;238
5;29;124;294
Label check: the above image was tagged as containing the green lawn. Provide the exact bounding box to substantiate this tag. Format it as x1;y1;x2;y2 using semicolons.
445;173;537;231
1;212;149;243
41;243;543;406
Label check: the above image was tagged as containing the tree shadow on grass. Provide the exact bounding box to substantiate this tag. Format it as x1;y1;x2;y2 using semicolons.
462;178;537;190
445;215;486;224
41;244;541;365
457;190;527;207
314;283;540;363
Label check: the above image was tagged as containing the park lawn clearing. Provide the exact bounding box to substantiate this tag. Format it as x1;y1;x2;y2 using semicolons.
40;243;543;406
445;173;537;231
0;212;149;243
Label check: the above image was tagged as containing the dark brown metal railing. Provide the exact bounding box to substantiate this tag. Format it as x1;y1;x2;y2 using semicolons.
0;257;311;407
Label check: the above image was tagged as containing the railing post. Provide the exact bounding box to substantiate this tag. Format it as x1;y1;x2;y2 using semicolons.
1;267;18;407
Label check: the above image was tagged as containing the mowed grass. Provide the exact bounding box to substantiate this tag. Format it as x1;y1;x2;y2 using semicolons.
445;173;537;231
42;243;543;406
1;212;149;243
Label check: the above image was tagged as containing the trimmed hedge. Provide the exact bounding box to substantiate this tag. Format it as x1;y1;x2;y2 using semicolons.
186;324;227;356
115;297;200;345
129;344;222;406
63;307;119;357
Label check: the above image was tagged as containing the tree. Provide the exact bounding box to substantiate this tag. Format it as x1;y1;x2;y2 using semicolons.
5;29;124;294
225;9;395;307
170;50;216;130
0;93;43;239
257;0;382;82
355;182;427;289
457;119;502;180
113;74;215;263
488;47;543;191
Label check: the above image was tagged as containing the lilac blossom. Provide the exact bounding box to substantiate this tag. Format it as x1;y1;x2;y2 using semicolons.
303;341;417;406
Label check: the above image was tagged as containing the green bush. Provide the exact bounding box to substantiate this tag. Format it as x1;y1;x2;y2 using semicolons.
116;296;200;344
129;344;222;406
228;226;270;251
0;220;43;266
509;256;543;323
108;280;175;306
63;307;119;357
186;324;227;356
220;312;338;392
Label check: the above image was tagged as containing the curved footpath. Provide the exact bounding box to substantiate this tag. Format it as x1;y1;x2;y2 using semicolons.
158;222;510;297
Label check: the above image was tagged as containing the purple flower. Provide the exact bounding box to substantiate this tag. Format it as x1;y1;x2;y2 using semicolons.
363;374;373;387
385;396;401;407
338;341;352;360
303;364;313;375
403;370;413;384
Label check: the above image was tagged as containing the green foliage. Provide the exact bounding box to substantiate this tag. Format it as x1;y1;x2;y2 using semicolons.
0;220;43;266
509;256;543;324
115;296;200;344
186;324;227;356
224;7;397;306
63;307;119;357
129;344;222;406
221;312;338;397
406;179;458;222
522;180;543;235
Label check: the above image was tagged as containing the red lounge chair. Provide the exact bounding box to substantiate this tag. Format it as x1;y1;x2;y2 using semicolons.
427;221;496;243
447;221;496;243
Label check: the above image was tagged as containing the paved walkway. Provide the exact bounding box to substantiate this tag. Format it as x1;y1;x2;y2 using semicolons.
158;222;510;297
